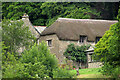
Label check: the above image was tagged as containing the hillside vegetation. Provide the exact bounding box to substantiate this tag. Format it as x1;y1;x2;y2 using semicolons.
2;2;119;26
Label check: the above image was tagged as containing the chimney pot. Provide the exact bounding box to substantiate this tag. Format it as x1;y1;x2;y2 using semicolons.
22;13;29;19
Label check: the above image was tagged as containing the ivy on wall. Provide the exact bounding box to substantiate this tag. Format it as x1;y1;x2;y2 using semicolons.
64;43;90;64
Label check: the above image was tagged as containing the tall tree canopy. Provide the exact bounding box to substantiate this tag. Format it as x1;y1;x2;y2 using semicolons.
2;2;119;26
94;8;120;78
94;22;120;66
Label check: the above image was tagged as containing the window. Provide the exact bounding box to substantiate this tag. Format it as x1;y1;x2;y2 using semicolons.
89;54;95;62
90;55;94;62
95;37;101;44
47;40;52;47
80;35;86;43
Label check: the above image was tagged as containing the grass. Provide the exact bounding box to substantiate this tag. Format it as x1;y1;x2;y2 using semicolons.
70;68;101;75
0;70;1;79
69;68;110;78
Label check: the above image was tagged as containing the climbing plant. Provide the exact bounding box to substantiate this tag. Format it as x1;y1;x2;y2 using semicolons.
64;43;90;64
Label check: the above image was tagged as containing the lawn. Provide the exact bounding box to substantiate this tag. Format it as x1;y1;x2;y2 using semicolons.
69;68;110;78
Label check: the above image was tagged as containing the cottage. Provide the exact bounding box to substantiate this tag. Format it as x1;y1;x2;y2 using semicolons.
18;13;46;53
39;18;117;68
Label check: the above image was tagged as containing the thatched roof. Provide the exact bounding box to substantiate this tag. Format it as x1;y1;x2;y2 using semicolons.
41;18;117;41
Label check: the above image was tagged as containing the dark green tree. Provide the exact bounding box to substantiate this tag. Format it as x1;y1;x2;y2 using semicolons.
94;9;120;78
64;43;90;64
2;2;46;26
89;2;119;20
94;22;120;66
41;2;101;26
3;2;118;26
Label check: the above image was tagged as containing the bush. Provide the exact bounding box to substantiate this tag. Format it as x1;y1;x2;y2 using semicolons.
53;68;76;78
20;41;58;78
100;63;120;79
2;41;76;78
73;66;76;69
2;42;58;78
79;67;81;69
64;43;90;64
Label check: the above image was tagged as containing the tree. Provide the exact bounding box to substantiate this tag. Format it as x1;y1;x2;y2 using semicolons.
2;19;35;54
118;9;120;21
2;42;58;78
20;42;58;78
64;43;90;64
94;22;120;66
89;2;119;20
2;2;45;26
94;9;120;78
3;2;119;26
41;2;101;26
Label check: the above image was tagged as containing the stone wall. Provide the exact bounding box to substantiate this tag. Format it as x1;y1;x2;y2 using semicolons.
39;34;98;68
39;34;64;63
88;62;103;68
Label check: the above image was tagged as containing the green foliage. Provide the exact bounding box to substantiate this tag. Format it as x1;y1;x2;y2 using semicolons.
53;67;76;78
46;16;59;27
64;43;90;63
2;19;35;53
20;41;58;78
100;63;120;79
2;42;24;78
3;2;118;26
41;2;101;26
2;2;44;26
94;13;120;78
2;42;58;78
0;42;2;79
117;9;120;21
94;22;120;66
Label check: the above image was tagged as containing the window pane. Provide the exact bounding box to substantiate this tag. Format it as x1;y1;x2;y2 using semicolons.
47;40;52;47
80;36;86;43
95;37;101;43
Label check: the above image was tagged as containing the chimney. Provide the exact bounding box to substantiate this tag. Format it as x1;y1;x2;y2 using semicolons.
22;13;29;19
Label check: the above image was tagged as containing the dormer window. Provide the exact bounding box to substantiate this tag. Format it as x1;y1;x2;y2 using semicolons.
80;35;86;43
47;39;52;47
95;37;101;44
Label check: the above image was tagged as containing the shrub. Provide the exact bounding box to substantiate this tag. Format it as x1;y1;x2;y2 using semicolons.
64;43;90;64
2;42;58;78
79;67;81;69
100;63;120;79
53;68;76;78
20;41;58;78
73;66;76;69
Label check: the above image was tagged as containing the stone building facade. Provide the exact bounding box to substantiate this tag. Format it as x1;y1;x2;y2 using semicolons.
39;18;117;68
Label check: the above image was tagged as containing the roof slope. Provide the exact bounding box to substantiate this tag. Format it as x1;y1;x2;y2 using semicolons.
21;14;40;38
41;18;117;41
34;26;46;33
